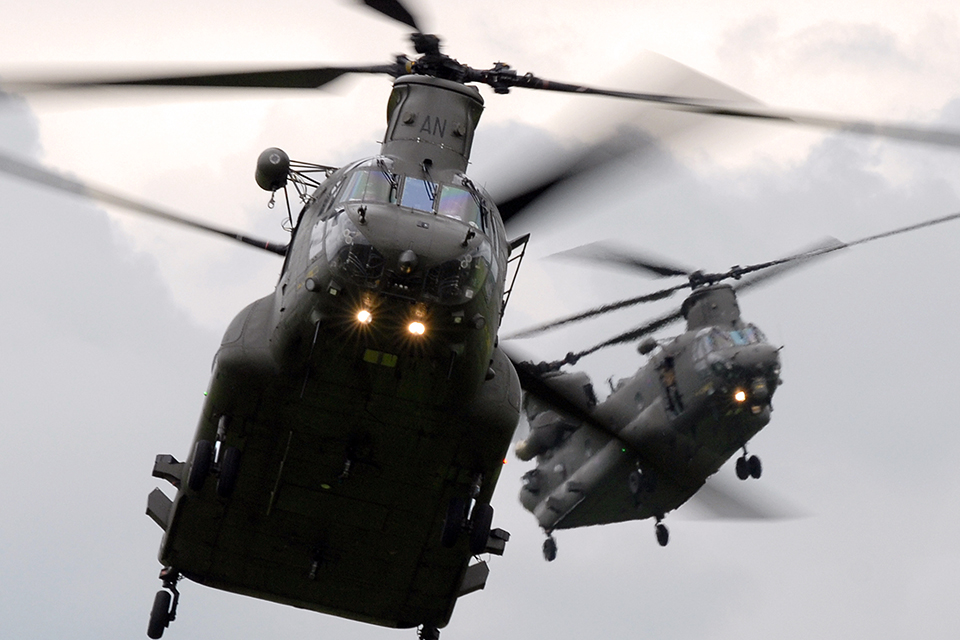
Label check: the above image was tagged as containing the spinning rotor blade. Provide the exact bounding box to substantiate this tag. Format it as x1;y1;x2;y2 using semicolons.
496;131;655;228
505;347;613;435
685;480;805;521
550;241;693;278
502;74;960;150
506;286;685;340
360;0;422;31
4;64;402;92
513;210;960;362
0;150;287;255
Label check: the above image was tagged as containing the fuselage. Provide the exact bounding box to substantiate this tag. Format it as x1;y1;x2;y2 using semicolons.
518;285;782;532
151;76;522;631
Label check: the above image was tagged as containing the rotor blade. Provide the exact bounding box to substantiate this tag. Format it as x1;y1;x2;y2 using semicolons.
731;237;846;294
504;347;613;435
360;0;421;31
550;241;692;278
496;130;656;228
682;478;806;521
556;210;960;360
505;284;685;340
504;74;960;149
3;64;401;92
571;307;687;361
0;150;287;256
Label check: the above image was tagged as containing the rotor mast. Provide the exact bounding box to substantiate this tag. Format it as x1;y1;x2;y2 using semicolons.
381;74;485;174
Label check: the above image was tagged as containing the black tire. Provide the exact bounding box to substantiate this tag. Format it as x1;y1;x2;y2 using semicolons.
542;537;557;562
441;496;466;548
469;503;494;555
656;523;669;547
735;456;749;481
187;439;214;492
748;455;762;479
147;590;171;639
217;446;242;498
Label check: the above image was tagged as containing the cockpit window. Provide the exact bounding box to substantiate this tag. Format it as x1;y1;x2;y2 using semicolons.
339;169;397;204
399;177;437;212
437;185;483;228
735;324;766;344
694;324;766;360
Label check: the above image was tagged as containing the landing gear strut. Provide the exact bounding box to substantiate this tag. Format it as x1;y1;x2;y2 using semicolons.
418;624;440;640
440;474;495;554
146;567;180;639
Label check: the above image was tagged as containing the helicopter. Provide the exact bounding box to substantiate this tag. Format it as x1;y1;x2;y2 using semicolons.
504;212;960;559
3;1;960;640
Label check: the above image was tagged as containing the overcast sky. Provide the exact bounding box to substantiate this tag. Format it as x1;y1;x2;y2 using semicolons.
2;1;960;639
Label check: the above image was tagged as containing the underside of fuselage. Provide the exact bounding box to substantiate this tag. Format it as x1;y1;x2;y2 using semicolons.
523;394;772;532
156;288;521;629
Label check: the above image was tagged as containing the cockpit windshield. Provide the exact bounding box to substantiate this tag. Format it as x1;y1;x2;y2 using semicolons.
693;324;767;360
321;157;494;234
399;177;437;212
437;185;483;228
338;168;397;205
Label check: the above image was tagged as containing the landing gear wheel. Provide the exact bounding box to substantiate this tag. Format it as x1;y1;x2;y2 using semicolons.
418;624;440;640
147;590;172;639
655;522;669;547
187;439;214;492
748;455;762;479
735;456;750;481
217;446;242;498
441;496;466;548
542;535;557;562
469;503;494;555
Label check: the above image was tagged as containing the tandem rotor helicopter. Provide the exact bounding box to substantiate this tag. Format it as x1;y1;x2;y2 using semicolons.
3;1;960;639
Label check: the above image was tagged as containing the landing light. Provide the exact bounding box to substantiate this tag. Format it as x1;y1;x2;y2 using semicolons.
408;321;426;336
357;309;373;324
733;389;747;403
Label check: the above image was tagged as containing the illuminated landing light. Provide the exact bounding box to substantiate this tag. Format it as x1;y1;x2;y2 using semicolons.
408;321;426;336
357;309;373;324
733;389;747;403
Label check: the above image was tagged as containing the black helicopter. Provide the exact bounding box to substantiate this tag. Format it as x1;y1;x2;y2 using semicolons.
4;1;960;640
507;214;960;558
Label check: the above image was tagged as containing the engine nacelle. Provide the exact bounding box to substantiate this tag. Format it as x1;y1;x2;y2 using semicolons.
255;147;290;192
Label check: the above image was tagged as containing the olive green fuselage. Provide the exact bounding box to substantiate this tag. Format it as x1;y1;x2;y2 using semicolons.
154;76;522;630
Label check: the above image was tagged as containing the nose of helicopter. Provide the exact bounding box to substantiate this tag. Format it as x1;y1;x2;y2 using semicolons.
728;342;781;404
731;342;780;372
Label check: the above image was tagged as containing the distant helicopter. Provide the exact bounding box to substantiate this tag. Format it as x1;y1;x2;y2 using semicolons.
507;213;960;559
4;1;960;639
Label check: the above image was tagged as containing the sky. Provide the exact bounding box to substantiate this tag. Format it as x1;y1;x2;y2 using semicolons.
2;1;960;639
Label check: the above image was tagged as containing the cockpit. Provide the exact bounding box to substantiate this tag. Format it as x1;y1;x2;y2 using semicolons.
692;324;767;361
307;157;501;306
329;157;489;229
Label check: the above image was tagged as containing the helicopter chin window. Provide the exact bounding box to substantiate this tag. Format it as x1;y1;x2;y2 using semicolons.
422;242;492;304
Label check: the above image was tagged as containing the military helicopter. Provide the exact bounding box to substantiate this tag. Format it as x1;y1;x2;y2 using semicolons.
506;211;960;559
4;1;960;639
